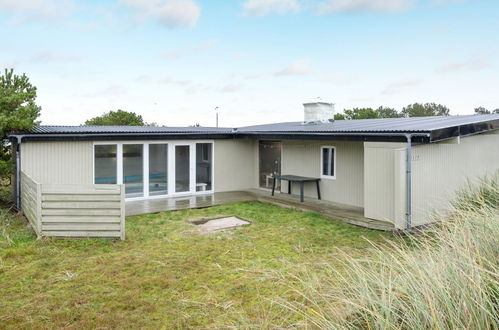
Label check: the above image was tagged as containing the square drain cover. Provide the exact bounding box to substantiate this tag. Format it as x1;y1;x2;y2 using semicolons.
193;216;250;233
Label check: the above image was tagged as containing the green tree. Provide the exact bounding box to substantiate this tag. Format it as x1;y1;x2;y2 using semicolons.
0;69;41;180
375;106;401;118
474;106;489;115
334;106;402;120
85;109;145;126
333;113;346;120
401;103;450;117
474;106;499;115
342;108;379;120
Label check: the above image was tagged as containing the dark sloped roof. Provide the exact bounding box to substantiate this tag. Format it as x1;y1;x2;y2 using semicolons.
25;125;232;134
8;114;499;143
237;114;499;133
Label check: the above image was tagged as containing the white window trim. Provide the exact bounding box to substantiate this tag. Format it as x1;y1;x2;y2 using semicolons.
320;146;336;180
93;140;215;201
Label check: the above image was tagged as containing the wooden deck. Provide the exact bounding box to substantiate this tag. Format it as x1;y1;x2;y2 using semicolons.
126;189;394;231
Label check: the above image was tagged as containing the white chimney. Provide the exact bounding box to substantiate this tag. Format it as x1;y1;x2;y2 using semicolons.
303;101;335;124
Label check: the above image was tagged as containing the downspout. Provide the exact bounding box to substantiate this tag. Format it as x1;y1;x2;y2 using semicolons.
405;134;412;230
15;136;22;210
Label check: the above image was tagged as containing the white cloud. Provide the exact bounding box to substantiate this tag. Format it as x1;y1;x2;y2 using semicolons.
435;58;489;74
0;0;74;21
161;39;218;59
135;74;152;82
275;59;312;76
185;83;210;94
159;76;190;85
317;0;414;14
122;0;200;28
30;50;81;63
217;83;245;93
244;73;265;80
381;79;421;95
243;0;299;16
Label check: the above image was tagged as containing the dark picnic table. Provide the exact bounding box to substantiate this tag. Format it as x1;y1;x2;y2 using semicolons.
271;175;321;202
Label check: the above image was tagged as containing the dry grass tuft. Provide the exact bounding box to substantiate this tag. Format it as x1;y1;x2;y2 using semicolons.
275;173;499;329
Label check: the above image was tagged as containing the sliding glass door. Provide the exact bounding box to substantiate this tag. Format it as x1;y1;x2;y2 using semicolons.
123;144;144;198
94;141;213;199
149;144;168;196
174;145;191;193
196;143;212;191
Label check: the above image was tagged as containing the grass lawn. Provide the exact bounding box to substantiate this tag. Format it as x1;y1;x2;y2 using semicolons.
0;199;393;328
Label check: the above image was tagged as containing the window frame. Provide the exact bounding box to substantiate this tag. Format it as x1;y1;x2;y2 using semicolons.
320;146;336;180
92;140;215;201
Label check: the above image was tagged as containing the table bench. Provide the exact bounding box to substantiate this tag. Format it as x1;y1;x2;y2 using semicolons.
271;175;321;202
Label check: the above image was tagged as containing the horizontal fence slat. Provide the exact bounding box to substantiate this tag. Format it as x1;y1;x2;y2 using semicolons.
42;216;121;223
42;201;121;209
42;224;121;231
42;194;121;202
42;231;122;238
42;184;120;194
42;209;122;216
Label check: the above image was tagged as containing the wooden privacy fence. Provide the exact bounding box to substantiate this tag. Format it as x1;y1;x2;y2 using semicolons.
20;171;125;239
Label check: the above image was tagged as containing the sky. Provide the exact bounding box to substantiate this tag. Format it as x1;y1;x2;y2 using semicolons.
0;0;498;127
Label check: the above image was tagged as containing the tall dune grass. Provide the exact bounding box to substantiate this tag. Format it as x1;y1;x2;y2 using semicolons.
280;174;499;329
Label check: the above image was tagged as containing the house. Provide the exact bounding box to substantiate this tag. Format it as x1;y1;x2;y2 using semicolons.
9;103;499;239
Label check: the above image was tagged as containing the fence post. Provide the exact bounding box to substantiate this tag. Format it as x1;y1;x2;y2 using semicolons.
36;182;42;238
120;184;125;240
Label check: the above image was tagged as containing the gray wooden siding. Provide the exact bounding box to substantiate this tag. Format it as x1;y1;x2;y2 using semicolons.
411;131;499;226
280;140;364;208
21;140;258;194
214;139;258;192
21;141;93;184
20;171;125;239
364;132;499;229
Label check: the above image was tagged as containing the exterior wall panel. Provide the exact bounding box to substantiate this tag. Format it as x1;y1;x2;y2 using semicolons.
411;131;499;226
365;132;499;229
363;142;406;228
214;139;258;192
280;140;364;208
21;141;93;185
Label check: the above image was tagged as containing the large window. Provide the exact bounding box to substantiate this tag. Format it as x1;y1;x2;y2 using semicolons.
321;146;336;179
149;144;168;196
93;141;213;199
196;143;212;191
123;144;144;197
94;145;117;184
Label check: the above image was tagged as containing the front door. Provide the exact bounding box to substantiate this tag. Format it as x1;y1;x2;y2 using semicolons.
259;140;281;189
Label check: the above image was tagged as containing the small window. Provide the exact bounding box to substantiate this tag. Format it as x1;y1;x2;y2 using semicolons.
321;146;336;179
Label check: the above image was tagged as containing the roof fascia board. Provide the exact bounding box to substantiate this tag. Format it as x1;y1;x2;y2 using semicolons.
429;119;499;142
235;132;430;143
13;133;237;142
